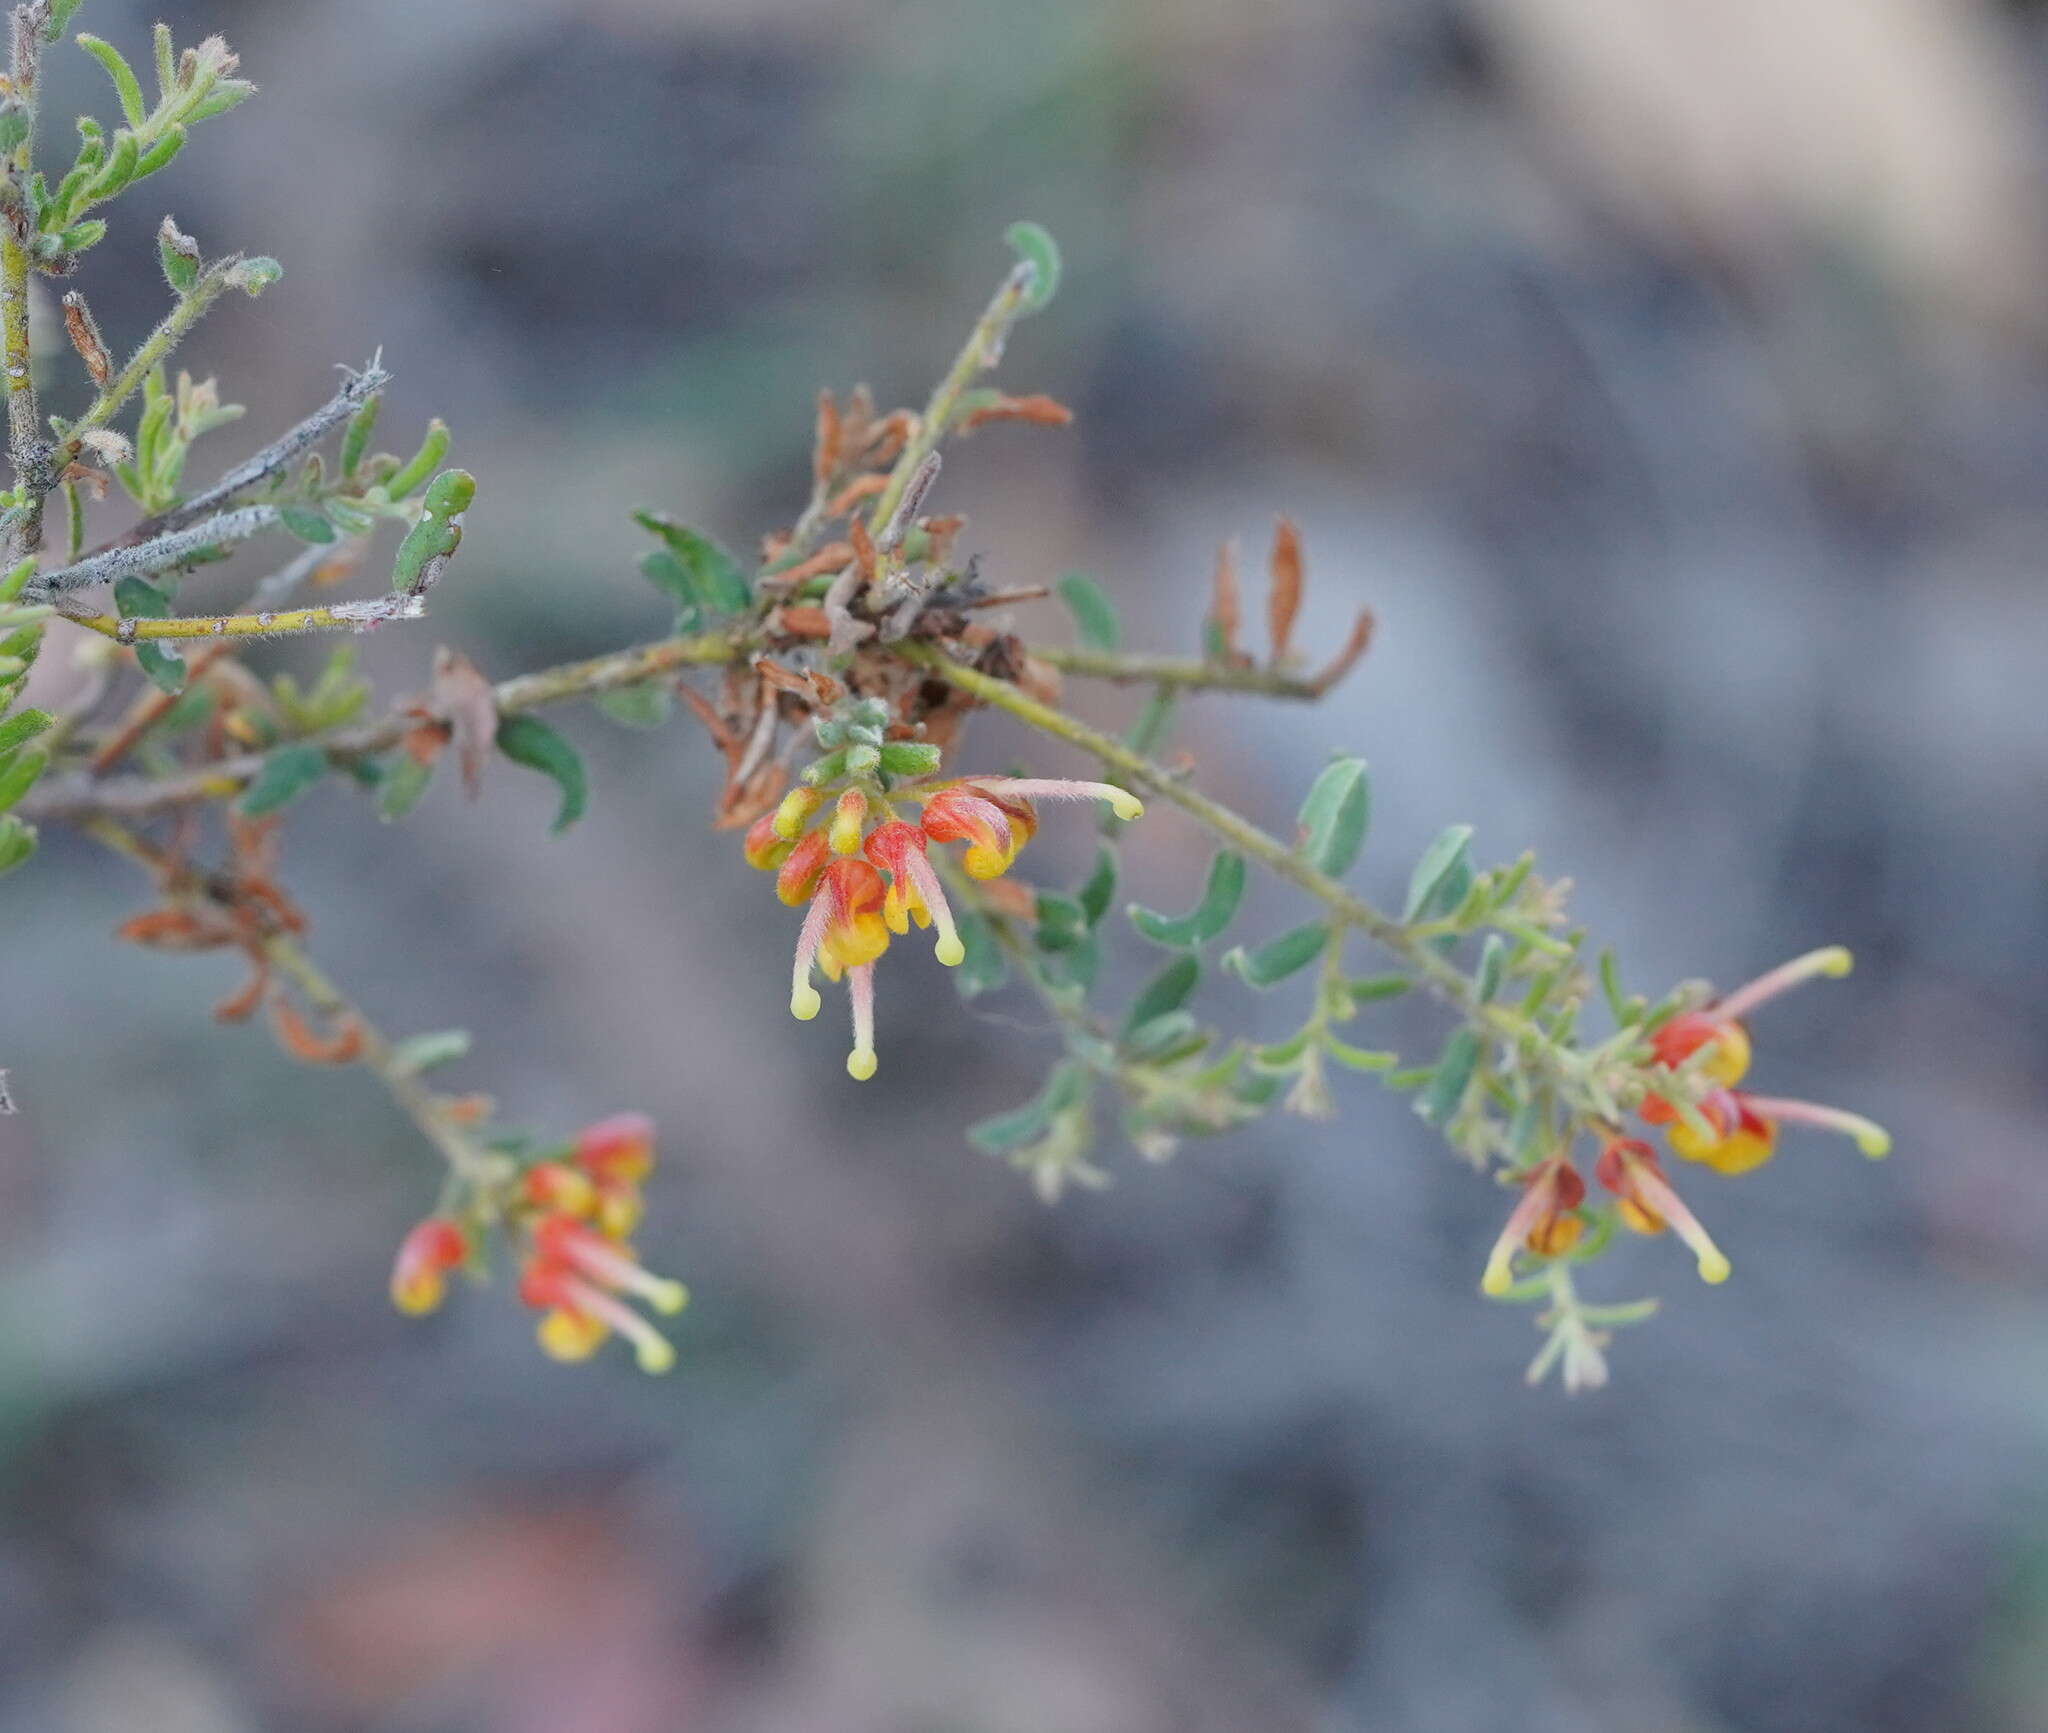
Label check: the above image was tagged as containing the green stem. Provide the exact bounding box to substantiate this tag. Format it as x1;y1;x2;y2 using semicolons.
1032;643;1328;699
903;643;1572;1088
864;262;1035;538
63;262;232;440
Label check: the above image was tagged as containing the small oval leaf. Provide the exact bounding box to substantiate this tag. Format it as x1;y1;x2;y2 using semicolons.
237;742;329;817
1128;851;1246;949
1056;572;1119;651
1296;756;1370;877
1403;823;1475;923
1222;921;1327;990
495;714;587;835
1123;954;1200;1036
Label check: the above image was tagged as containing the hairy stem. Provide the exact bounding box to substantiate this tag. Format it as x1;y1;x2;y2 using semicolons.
2;4;47;558
902;644;1574;1089
1030;643;1332;698
865;261;1036;539
62;261;234;441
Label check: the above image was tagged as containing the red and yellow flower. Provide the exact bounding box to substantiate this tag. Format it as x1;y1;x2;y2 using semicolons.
752;769;1143;1080
388;1110;685;1372
1480;1154;1587;1295
389;1217;469;1315
1594;1135;1730;1284
1638;947;1888;1175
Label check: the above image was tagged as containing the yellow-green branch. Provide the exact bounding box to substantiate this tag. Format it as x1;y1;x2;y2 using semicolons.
901;643;1575;1089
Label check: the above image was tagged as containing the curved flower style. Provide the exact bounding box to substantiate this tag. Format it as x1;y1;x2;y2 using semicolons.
390;1217;468;1316
748;767;1143;1080
1595;1135;1730;1284
1638;947;1889;1173
1480;1154;1586;1296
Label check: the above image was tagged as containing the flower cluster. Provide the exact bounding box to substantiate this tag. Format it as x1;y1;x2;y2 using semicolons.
390;1112;688;1374
1480;947;1888;1297
744;705;1141;1079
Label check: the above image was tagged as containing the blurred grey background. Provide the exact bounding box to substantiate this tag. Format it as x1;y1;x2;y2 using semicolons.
3;0;2048;1727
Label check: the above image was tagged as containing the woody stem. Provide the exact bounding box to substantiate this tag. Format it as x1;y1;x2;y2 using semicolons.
78;814;496;1185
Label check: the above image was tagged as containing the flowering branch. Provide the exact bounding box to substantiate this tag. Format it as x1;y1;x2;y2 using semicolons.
0;10;1888;1392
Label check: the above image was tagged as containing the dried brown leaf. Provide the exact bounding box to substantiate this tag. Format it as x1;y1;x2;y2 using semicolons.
429;648;497;799
1267;516;1303;664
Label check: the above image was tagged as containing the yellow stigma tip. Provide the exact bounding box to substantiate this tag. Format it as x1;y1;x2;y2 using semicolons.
1819;947;1853;977
935;935;966;967
1856;1126;1892;1159
1699;1253;1732;1285
648;1279;689;1316
1480;1265;1511;1298
791;986;822;1021
1110;793;1144;821
634;1339;677;1375
847;1049;877;1081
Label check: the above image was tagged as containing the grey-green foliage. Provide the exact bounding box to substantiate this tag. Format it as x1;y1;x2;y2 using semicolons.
0;559;51;875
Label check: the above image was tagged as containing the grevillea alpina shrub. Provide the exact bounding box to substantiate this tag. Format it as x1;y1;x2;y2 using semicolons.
1;2;1889;1388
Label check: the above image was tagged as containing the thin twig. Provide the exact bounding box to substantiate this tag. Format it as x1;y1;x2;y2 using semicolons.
139;360;388;541
31;503;278;596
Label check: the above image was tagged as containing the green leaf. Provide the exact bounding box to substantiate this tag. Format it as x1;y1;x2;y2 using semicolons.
1296;756;1370;877
1077;845;1117;928
277;505;335;544
390;1029;472;1076
0;812;35;874
132;123;184;180
389;469;474;593
237;743;329;817
631;513;751;616
1056;572;1118;651
226;256;282;297
0;745;46;810
635;550;698;626
495;714;586;835
1403;823;1475;923
952;906;1008;999
595;684;672;729
376;753;432;823
0;105;30;156
1004;221;1062;312
1125;1010;1205;1062
1345;974;1411;1005
1125;686;1177;757
76;34;146;127
0;707;51;756
969;1059;1088;1155
1122;954;1200;1037
1128;851;1246;949
1323;1037;1398;1073
1474;933;1507;1002
385;419;450;500
1414;1027;1481;1126
133;642;184;692
1598;947;1631;1026
1034;889;1086;953
340;392;380;479
878;741;941;778
43;0;84;43
0;557;36;603
114;574;169;618
114;576;184;692
1222;921;1327;989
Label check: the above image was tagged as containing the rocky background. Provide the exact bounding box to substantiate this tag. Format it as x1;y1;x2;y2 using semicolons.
4;0;2048;1728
